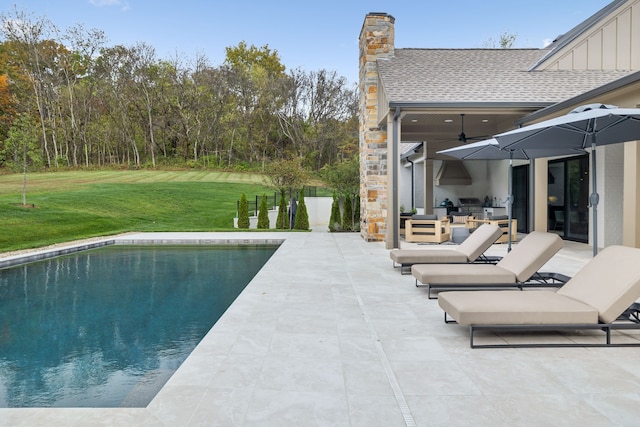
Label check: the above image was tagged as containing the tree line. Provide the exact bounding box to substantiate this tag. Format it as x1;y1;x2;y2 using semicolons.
0;8;359;173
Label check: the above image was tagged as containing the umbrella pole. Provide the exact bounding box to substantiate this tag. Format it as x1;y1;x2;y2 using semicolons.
507;152;513;252
589;135;599;256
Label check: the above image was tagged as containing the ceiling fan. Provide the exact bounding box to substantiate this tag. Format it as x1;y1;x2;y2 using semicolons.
456;114;487;143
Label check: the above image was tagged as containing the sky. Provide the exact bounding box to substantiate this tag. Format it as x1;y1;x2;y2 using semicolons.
3;0;615;84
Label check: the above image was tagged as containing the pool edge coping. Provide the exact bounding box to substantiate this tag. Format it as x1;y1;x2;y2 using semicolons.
0;237;286;270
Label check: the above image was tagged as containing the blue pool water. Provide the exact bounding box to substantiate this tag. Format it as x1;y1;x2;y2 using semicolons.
0;244;277;408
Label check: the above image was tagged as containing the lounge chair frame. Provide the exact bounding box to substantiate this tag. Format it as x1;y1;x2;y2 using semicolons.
418;271;571;299
444;303;640;348
394;253;501;275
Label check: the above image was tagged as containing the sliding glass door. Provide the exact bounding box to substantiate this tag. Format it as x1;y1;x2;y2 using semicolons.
547;155;589;242
512;164;529;233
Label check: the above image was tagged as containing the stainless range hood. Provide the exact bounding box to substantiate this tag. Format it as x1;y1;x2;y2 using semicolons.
435;160;472;186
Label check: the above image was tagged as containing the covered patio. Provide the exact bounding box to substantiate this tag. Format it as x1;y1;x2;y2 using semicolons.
359;4;640;251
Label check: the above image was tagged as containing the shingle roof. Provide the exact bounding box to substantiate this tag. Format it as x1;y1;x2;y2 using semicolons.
378;48;632;103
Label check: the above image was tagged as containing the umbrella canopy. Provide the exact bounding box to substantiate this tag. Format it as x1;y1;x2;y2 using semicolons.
438;139;518;251
438;139;585;251
438;138;579;160
494;103;640;255
495;104;640;152
438;138;525;160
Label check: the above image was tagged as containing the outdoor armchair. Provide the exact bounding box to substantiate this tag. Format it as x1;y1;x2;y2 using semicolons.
404;214;451;243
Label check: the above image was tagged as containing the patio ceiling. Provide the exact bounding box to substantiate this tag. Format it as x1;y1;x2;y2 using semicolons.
398;111;538;159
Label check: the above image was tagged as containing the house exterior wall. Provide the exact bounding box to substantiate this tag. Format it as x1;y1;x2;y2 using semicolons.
623;141;640;247
358;13;394;242
602;144;624;247
541;0;640;71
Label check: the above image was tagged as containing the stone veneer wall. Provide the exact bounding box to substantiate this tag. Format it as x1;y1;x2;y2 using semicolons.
358;13;394;242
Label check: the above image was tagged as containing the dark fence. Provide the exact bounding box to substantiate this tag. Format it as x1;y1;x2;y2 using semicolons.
236;186;319;215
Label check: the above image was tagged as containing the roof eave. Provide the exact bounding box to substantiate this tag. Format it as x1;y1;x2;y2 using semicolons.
515;70;640;125
387;101;555;110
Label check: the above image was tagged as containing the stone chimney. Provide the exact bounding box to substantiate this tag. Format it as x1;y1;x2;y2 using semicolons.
359;13;394;242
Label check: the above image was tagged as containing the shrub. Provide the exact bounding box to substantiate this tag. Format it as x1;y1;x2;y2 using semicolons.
294;189;309;230
237;193;250;229
329;192;341;232
353;195;361;231
275;193;289;229
342;194;353;230
257;193;270;229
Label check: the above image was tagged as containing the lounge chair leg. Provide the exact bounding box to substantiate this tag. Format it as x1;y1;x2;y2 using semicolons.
444;312;456;324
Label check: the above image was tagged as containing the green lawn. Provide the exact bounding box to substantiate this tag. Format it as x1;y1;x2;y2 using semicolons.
0;170;276;252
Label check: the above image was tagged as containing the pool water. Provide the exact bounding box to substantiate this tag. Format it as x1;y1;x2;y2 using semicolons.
0;244;277;408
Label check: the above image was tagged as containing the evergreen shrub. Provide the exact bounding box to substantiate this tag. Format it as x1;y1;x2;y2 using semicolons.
237;193;250;229
294;189;309;230
257;193;270;229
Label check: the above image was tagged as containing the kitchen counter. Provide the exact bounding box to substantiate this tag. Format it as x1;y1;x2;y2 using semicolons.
434;206;508;219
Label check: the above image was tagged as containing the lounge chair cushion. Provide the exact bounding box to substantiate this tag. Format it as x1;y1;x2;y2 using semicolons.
557;245;640;323
390;224;502;265
390;249;468;264
496;231;563;282
438;245;640;327
457;224;502;260
412;231;562;285
412;263;516;285
438;290;598;326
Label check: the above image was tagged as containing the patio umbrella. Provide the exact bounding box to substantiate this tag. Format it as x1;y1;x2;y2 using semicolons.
494;103;640;256
438;139;519;251
438;138;576;252
438;139;578;251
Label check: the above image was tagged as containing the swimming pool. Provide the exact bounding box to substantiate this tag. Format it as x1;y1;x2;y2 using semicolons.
0;244;278;408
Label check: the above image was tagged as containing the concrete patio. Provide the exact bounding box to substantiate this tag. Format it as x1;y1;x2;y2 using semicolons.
2;229;640;426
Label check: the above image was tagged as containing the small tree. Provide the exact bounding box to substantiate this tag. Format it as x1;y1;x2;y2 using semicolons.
275;192;289;229
321;156;360;232
257;193;270;229
342;194;353;230
482;32;518;48
266;158;309;202
237;193;250;228
294;189;309;230
2;114;42;206
329;192;341;232
353;194;361;231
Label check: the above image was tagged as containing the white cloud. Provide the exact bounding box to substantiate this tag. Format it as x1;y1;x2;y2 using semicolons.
89;0;130;11
89;0;121;5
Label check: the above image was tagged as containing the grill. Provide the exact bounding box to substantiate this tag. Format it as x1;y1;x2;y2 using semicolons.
458;197;483;217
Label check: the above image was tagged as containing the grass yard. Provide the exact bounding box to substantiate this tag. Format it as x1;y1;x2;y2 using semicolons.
0;170;276;253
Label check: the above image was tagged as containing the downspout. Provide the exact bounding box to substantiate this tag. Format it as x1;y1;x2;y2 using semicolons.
392;107;401;249
407;158;415;211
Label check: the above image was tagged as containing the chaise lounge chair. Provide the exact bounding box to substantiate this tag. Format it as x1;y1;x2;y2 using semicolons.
412;231;568;299
390;224;503;274
438;245;640;348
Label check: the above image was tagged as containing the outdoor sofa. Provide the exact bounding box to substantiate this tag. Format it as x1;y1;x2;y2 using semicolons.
438;245;640;348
